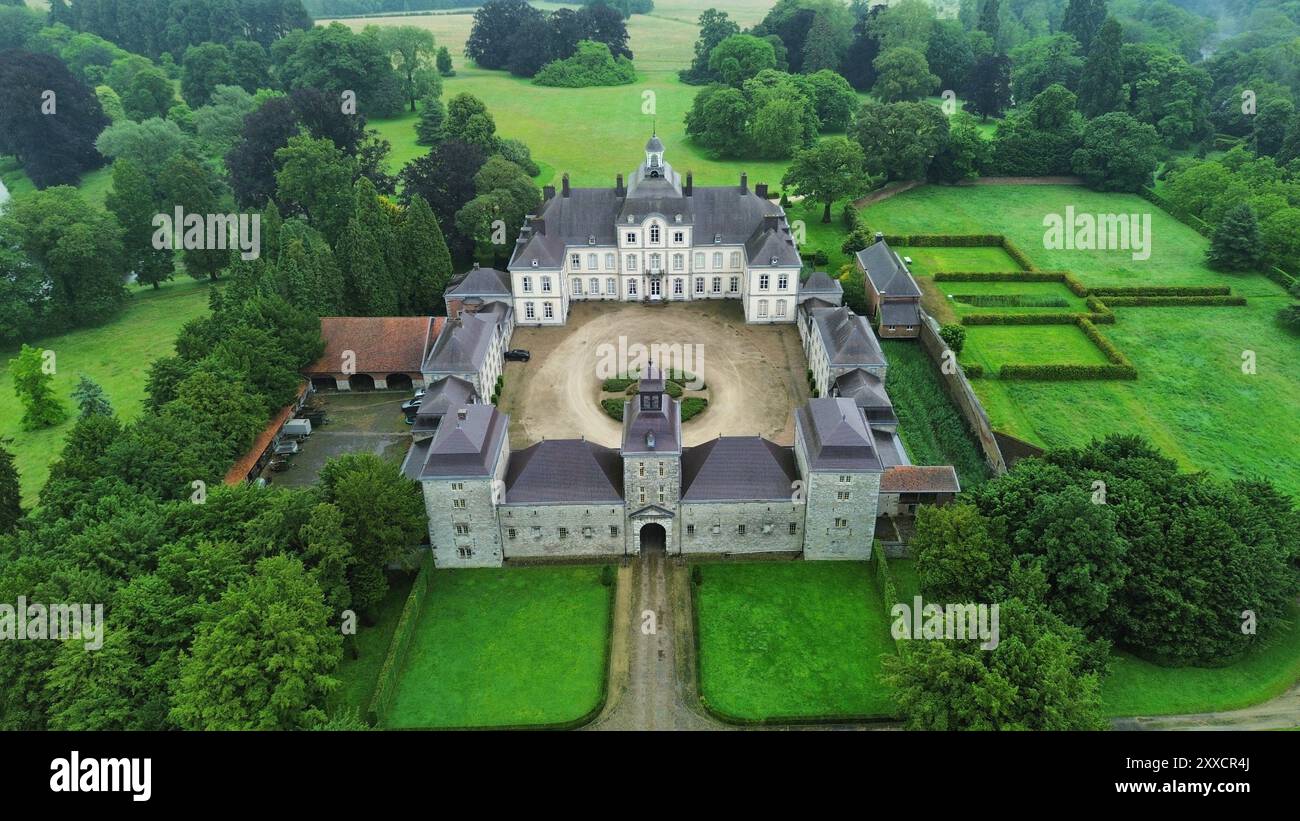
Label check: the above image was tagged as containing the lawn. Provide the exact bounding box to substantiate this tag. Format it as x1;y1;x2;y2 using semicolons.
898;245;1019;277
1102;605;1300;717
863;184;1300;497
961;324;1112;372
694;561;897;721
385;564;613;728
328;571;416;719
1;278;215;503
889;557;921;605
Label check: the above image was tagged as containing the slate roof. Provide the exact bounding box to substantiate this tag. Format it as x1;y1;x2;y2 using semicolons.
835;368;892;410
446;264;512;297
873;428;906;468
881;465;961;494
796;398;882;472
422;307;507;374
800;296;837;312
880;301;921;326
680;437;799;502
502;439;623;504
408;403;508;478
622;366;681;455
307;317;440;375
802;270;843;295
856;240;921;298
416;376;478;419
812;307;886;368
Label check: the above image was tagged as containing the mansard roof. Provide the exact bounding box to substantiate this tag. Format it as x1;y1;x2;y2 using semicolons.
622;373;681;456
503;439;623;504
796;398;882;472
422;304;509;374
446;264;511;297
680;437;799;502
856;240;921;298
811;307;886;368
406;403;508;479
802;270;844;296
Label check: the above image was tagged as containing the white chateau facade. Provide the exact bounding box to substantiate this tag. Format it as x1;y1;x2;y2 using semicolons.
506;136;804;325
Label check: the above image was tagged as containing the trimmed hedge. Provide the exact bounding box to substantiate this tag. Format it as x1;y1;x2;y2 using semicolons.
882;233;1005;247
681;397;709;421
1001;238;1039;272
999;363;1137;380
961;362;985;378
952;293;1070;308
600;398;625;421
367;555;433;727
933;270;1087;295
1102;295;1247;307
1090;285;1231;297
871;543;903;654
962;312;1080;325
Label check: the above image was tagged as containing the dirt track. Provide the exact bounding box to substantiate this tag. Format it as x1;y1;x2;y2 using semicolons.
497;301;811;450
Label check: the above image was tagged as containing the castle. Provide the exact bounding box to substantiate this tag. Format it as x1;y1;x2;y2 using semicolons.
400;139;960;568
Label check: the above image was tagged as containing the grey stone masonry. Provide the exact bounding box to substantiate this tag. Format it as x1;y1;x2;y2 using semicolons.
679;500;805;554
498;503;626;559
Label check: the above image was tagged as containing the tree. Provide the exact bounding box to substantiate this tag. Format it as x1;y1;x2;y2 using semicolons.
72;375;113;419
399;139;488;257
989;84;1083;176
226;97;302;207
803;70;858;132
976;0;1001;45
170;555;341;730
158;152;230;281
938;323;966;354
398;196;454;315
180;43;235;108
871;47;938;102
466;0;547;71
436;45;454;76
9;345;68;431
444;93;498;150
684;84;753;158
0;49;109;188
301;504;353;619
926;19;975;94
801;11;842;73
377;25;439;112
929;113;989;182
415;96;447;146
0;442;20;533
105;159;175;289
122;67;175;121
850;100;948;181
1071;112;1160;192
782;137;868;223
842;2;883;91
912;502;999;600
193;85;259;157
1205;203;1263;272
1009;34;1083;101
1260;207;1300;272
95;117;193;174
1077;17;1123;118
681;8;739;84
273;23;404;118
709;34;777;87
1061;0;1108;53
274;135;358;246
967;53;1012;119
337;178;399;316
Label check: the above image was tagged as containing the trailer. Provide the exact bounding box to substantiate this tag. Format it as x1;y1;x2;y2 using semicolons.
283;418;312;437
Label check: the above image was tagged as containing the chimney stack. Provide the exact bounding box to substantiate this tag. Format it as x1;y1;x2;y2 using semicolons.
562;173;571;197
755;182;768;199
739;172;748;194
874;231;884;243
543;184;555;201
615;173;625;197
685;171;693;196
456;407;468;424
530;215;545;235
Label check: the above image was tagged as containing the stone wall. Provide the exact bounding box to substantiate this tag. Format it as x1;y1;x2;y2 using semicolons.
498;503;626;559
679;500;805;555
802;470;881;560
917;313;1008;476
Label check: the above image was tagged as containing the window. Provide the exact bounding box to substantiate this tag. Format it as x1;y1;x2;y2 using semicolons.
625;231;636;244
757;300;768;318
729;276;739;293
456;547;473;559
524;302;535;320
775;300;786;318
759;274;769;290
572;278;582;295
712;276;721;294
649;253;660;271
673;254;683;271
711;524;721;535
657;487;665;503
583;526;593;538
778;273;788;290
835;518;848;528
673;231;684;243
605;253;615;268
558;527;568;539
452;498;466;509
454;523;470;536
687;524;695;536
694;252;704;269
451;482;464;491
888;325;896;332
713;252;722;268
628;280;638;296
610;525;620;537
838;475;852;484
531;526;542;539
541;276;552;293
730;252;741;267
673;278;683;295
522;276;532;293
543;302;554;319
588;253;597;269
626;254;637;271
658;463;665;477
694;278;705;294
788;522;797;535
570;254;581;270
590;277;599;295
737;524;746;536
649;224;660;243
837;491;850;501
507;528;517;540
638;463;645;477
639;489;646;504
606;277;616;295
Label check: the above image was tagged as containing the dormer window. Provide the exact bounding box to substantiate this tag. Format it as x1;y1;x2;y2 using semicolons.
770;256;778;265
531;259;538;267
588;235;596;245
713;233;721;243
674;214;682;223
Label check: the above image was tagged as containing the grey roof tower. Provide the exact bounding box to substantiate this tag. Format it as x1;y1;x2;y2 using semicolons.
622;363;682;456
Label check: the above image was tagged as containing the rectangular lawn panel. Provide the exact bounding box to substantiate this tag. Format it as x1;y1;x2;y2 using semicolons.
961;324;1112;372
385;565;612;729
695;562;897;721
898;245;1020;277
1102;605;1300;717
864;185;1300;496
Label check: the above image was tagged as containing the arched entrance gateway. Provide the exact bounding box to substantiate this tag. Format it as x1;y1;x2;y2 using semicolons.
639;522;666;553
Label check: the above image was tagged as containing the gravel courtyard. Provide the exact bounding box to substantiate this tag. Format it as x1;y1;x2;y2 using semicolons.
497;301;811;450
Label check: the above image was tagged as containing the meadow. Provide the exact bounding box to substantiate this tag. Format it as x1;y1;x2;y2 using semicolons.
1;278;214;503
863;184;1300;497
384;565;612;728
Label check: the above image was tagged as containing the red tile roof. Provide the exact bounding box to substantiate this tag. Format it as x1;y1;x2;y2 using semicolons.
224;382;310;485
306;316;442;376
881;465;961;494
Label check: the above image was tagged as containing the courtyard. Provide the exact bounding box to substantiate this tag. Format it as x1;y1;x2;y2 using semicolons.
496;300;812;449
260;391;411;488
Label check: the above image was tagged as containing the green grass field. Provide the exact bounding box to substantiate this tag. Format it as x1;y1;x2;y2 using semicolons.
1;278;214;503
864;185;1300;497
384;565;612;728
694;561;897;721
328;572;415;719
898;245;1020;277
1102;606;1300;717
961;324;1112;372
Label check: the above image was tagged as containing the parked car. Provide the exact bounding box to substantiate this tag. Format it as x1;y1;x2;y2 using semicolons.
505;349;531;362
273;441;300;456
269;458;293;472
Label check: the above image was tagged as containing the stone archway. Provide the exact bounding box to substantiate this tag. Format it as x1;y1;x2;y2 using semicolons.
348;373;376;392
639;522;666;553
386;373;413;392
